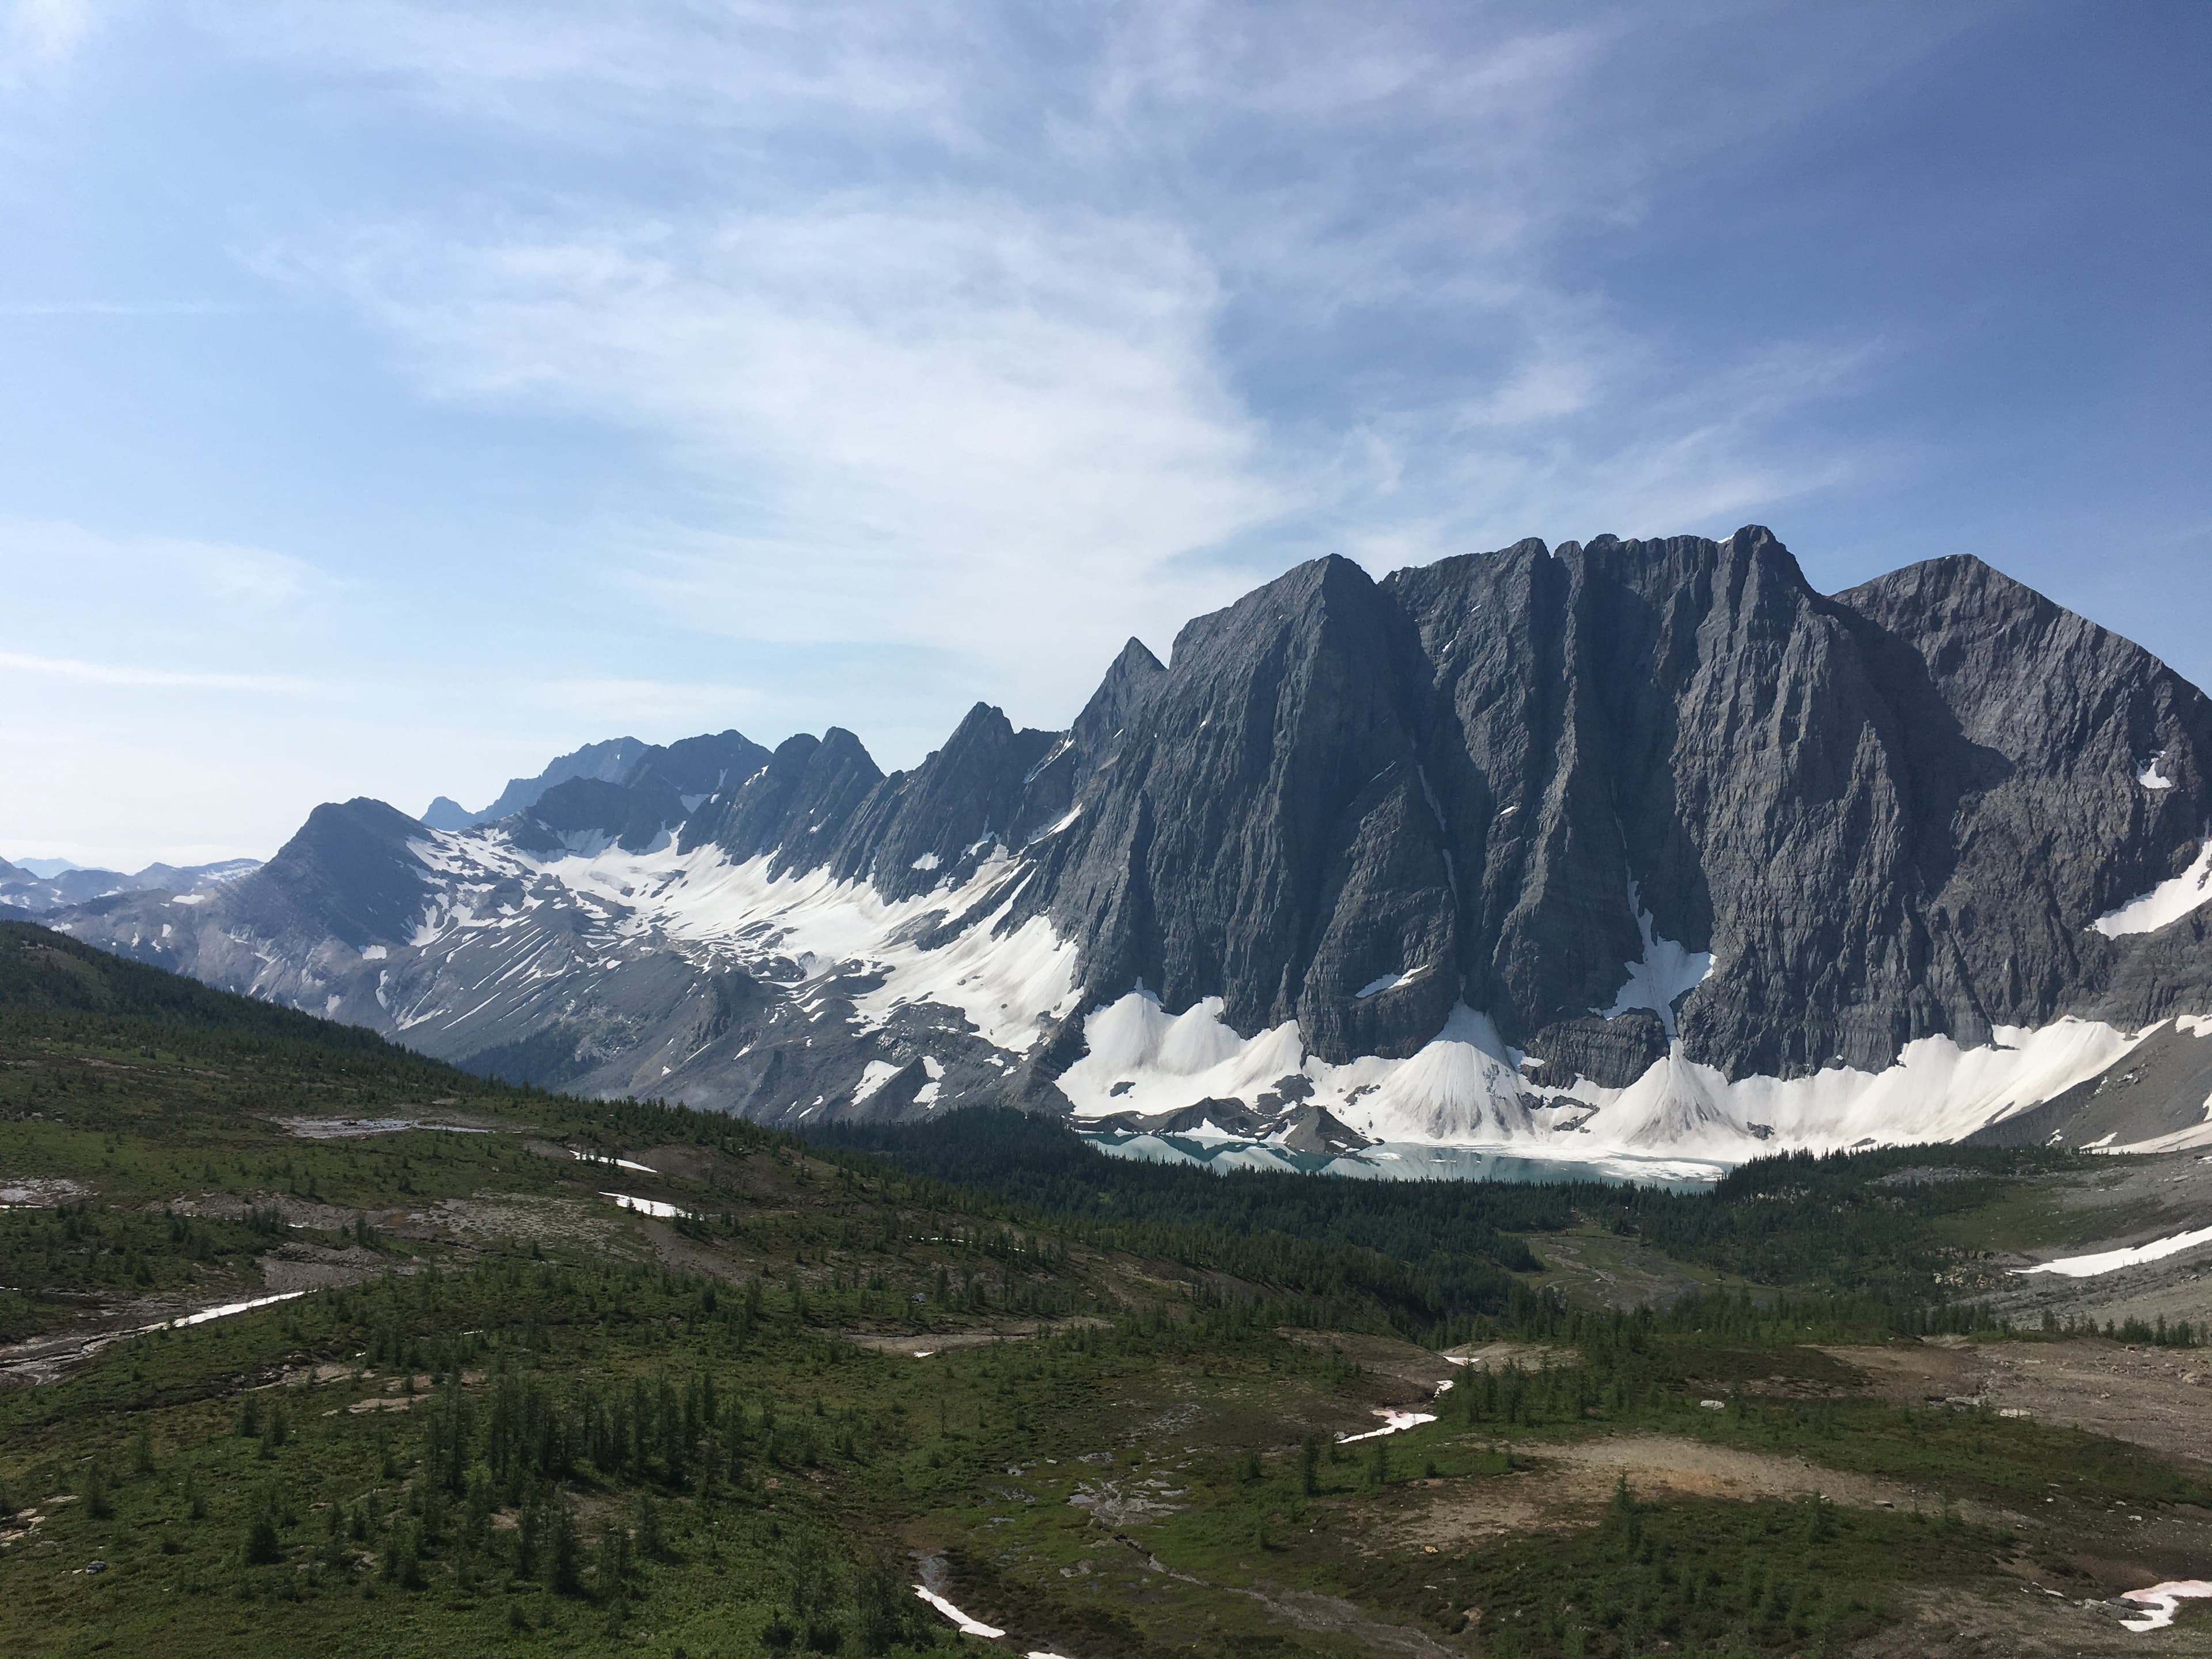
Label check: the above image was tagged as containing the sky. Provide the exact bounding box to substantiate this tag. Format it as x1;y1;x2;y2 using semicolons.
2;1;2208;870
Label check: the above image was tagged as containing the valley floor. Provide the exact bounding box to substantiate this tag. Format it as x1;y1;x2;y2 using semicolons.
4;934;2211;1658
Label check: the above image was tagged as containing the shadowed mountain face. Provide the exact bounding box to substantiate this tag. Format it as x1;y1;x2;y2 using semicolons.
50;529;2212;1160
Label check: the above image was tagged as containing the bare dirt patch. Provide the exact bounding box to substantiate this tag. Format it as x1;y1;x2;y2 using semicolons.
0;1493;77;1550
0;1177;87;1207
1232;1584;1462;1659
1389;1434;2017;1553
1438;1339;1577;1373
1068;1474;1191;1527
274;1115;496;1139
1848;1583;2212;1658
254;1241;388;1292
1282;1330;1465;1402
422;1193;626;1249
1821;1338;2212;1472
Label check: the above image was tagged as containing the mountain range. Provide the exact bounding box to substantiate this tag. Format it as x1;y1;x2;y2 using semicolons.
0;856;260;916
45;527;2212;1167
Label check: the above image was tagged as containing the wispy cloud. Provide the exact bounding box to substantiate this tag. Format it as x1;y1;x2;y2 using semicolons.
0;300;241;316
286;199;1282;712
0;650;323;693
215;2;1972;728
0;518;338;612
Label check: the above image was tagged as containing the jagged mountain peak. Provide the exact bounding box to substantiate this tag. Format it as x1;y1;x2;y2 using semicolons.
421;731;775;832
49;528;2212;1171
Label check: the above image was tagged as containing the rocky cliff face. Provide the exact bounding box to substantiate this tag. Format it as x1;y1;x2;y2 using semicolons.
51;529;2212;1162
996;531;2212;1089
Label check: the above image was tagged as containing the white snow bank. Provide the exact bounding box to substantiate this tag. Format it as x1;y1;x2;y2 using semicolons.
1063;978;2147;1164
2120;1580;2212;1632
571;1149;655;1174
149;1290;306;1331
913;1586;1004;1638
2097;1114;2212;1157
1659;1018;2147;1157
1059;990;1305;1120
601;1192;689;1220
1338;1409;1436;1443
1597;881;1713;1039
2015;1225;2212;1279
1348;1007;1536;1142
854;1060;902;1104
1355;967;1429;999
2139;755;2176;791
2093;841;2212;937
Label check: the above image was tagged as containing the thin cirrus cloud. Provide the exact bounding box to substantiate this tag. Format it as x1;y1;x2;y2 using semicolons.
229;1;1945;729
289;202;1286;715
0;301;241;316
12;1;2200;865
0;650;321;695
0;518;340;618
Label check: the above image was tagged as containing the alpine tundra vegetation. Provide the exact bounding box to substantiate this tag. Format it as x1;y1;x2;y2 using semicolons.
3;922;2211;1658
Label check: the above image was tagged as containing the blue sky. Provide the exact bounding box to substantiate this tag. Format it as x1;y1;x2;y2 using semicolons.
3;1;2207;869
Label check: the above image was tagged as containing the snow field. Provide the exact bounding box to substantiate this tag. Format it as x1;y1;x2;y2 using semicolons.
2014;1225;2212;1279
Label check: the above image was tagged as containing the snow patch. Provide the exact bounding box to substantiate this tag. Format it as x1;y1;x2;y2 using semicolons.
1063;982;2147;1166
602;1192;688;1220
1059;990;1303;1120
2014;1225;2212;1279
1597;880;1712;1038
915;1052;946;1107
1029;805;1082;843
1338;1409;1436;1443
438;835;1082;1056
360;944;387;961
149;1291;306;1332
570;1149;655;1175
2119;1580;2212;1633
854;1060;902;1104
913;1587;1003;1639
2139;754;2176;791
1355;967;1428;999
2093;840;2212;937
910;852;941;872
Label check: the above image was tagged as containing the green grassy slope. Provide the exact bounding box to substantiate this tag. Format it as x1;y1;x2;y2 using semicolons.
2;921;2205;1658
